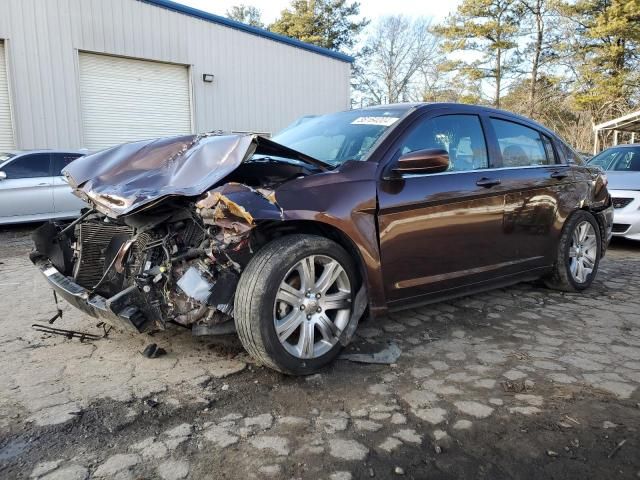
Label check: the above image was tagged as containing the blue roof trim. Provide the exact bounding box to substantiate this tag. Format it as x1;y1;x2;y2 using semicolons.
140;0;355;63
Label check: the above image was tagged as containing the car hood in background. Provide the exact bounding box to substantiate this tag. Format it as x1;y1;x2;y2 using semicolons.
604;171;640;191
63;133;327;217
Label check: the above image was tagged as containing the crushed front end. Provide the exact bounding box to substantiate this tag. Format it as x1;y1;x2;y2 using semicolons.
29;133;306;335
30;195;257;334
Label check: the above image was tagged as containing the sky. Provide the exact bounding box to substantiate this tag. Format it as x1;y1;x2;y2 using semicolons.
174;0;460;25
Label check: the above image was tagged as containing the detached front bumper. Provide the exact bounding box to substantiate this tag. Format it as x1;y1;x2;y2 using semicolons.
30;255;149;332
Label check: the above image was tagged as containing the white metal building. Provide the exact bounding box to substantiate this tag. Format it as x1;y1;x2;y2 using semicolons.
0;0;353;151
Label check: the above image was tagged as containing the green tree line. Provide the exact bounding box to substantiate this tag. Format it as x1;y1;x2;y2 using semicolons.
227;0;640;151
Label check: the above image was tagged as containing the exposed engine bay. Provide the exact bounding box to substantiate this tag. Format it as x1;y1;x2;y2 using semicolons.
30;133;341;336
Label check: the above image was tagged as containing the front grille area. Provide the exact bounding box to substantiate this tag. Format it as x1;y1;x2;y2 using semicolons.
612;223;631;234
612;197;633;209
73;222;133;289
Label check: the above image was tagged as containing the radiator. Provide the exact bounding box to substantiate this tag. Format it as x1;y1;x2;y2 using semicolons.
73;222;133;289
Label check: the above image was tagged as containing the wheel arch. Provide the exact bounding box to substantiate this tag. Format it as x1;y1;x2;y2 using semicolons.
251;219;368;288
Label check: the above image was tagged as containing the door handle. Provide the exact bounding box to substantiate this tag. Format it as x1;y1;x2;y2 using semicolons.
476;177;501;188
550;170;569;180
37;182;48;186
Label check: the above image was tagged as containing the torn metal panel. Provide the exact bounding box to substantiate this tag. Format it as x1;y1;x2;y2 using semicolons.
197;183;282;223
196;182;284;251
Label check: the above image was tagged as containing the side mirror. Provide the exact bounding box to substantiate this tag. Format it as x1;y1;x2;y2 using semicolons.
0;171;6;181
393;148;449;175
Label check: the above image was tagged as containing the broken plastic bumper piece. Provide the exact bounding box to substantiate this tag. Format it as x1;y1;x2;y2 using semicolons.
31;256;149;332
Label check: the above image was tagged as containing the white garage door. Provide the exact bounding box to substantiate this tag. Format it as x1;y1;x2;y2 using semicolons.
0;41;15;150
79;52;192;151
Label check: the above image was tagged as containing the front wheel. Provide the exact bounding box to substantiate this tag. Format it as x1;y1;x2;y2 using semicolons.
545;210;601;292
234;234;357;375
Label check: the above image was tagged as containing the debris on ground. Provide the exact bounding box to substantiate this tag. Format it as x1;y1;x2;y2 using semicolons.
31;323;102;341
607;439;626;459
339;342;401;365
501;380;533;393
141;343;167;359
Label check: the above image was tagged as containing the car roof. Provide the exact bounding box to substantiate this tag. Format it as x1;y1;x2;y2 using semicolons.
3;149;88;156
353;102;562;138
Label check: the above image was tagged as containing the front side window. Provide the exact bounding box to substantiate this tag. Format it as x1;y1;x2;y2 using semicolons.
397;114;489;171
491;119;550;167
588;146;640;171
1;153;50;179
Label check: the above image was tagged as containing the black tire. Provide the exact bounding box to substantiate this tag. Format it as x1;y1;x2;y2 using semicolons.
545;210;602;292
234;234;357;375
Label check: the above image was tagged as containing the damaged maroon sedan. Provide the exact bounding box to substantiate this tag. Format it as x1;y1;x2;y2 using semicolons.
31;103;613;374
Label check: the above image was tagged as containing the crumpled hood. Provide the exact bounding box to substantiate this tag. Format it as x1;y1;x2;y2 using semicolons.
604;171;640;191
64;133;327;217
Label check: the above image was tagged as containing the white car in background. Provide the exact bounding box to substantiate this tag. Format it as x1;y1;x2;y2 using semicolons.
0;150;87;224
588;144;640;241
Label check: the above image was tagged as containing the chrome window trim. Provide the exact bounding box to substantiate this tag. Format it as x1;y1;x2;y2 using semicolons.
402;164;563;178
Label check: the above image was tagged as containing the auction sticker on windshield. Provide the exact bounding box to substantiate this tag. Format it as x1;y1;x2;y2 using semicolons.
351;116;399;126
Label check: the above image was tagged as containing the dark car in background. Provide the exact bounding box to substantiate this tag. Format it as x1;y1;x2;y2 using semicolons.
30;103;613;374
588;143;640;240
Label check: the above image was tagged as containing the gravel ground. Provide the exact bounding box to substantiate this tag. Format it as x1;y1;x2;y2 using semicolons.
0;223;639;480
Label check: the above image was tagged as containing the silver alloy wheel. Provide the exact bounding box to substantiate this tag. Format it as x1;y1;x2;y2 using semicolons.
273;254;352;359
569;220;597;283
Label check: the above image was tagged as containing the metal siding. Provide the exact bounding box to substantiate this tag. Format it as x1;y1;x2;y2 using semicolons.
0;0;351;150
78;52;192;151
0;41;15;149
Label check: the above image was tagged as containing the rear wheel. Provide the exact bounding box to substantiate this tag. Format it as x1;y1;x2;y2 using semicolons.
234;234;357;375
545;210;601;292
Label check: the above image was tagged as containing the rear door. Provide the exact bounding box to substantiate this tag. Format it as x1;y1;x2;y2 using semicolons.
52;152;85;218
377;110;510;304
0;153;54;219
485;115;572;266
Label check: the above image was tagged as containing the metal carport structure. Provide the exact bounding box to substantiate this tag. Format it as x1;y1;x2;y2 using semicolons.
593;110;640;153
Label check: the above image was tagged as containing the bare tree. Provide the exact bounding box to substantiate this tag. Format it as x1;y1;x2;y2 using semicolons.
355;16;439;105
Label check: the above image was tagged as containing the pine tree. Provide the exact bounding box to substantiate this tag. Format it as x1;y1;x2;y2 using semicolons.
561;0;640;121
434;0;523;108
269;0;368;52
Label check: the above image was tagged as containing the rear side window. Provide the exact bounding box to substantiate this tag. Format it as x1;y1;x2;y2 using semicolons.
398;114;489;171
1;153;51;179
52;153;83;176
490;119;550;167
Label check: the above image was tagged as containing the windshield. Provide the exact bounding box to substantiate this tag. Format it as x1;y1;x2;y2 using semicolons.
588;146;640;171
270;108;409;166
0;152;15;165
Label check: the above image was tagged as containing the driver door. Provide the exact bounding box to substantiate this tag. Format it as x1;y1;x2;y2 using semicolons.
377;112;510;305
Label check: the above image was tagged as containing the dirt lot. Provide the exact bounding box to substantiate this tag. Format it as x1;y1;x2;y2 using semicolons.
0;224;639;480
